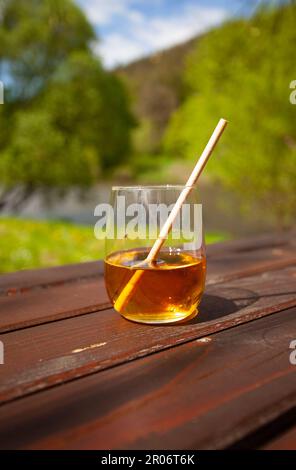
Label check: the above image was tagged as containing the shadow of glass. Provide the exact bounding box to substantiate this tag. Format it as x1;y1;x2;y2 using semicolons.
187;287;259;325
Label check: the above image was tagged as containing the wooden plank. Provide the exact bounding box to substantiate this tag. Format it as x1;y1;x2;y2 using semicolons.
0;307;295;450
207;242;296;284
263;426;296;450
0;266;295;403
206;228;296;255
1;238;295;333
0;260;102;295
0;277;109;333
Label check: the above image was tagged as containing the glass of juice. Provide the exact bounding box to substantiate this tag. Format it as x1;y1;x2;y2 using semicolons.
104;185;206;324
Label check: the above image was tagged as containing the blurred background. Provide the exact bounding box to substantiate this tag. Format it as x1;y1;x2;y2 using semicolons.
0;0;295;273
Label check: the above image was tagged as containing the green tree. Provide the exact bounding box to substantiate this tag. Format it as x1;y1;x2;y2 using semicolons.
0;109;98;190
164;3;296;227
0;0;94;100
41;52;135;172
0;0;135;209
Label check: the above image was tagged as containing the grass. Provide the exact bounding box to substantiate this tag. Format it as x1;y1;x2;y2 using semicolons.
0;217;229;273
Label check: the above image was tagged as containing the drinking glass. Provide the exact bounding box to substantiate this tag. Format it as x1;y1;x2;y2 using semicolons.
104;185;206;324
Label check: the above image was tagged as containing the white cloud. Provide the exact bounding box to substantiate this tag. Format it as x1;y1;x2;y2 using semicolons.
95;34;145;68
78;1;229;68
137;6;228;52
77;0;139;25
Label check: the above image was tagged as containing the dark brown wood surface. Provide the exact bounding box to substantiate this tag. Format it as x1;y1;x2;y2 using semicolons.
263;425;296;450
0;231;295;449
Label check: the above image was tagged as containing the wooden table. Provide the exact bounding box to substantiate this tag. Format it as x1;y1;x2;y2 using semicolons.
0;232;296;450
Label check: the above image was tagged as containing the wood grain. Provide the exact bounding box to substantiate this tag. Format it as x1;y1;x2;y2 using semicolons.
206;229;295;255
0;265;295;403
1;233;295;449
206;230;296;284
0;277;109;333
0;260;102;295
0;307;295;450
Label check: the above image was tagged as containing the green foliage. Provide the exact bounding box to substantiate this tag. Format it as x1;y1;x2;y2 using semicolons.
164;4;296;226
0;0;94;99
0;217;227;273
0;108;98;187
42;52;135;173
0;0;135;196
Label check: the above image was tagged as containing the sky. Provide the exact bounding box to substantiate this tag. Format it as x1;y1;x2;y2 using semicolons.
75;0;261;68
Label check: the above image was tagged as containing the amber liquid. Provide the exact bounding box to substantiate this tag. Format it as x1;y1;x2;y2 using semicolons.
104;249;206;324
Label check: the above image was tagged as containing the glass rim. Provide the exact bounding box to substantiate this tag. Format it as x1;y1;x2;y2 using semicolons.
111;184;196;191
